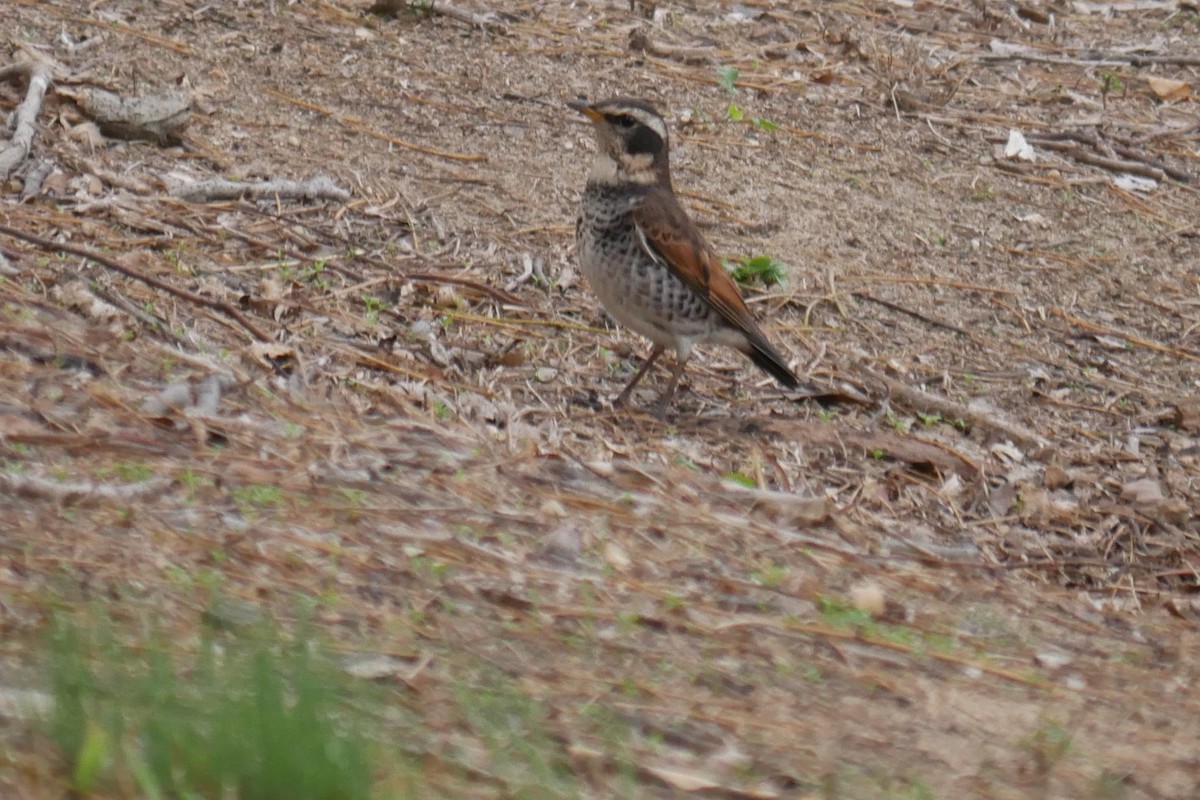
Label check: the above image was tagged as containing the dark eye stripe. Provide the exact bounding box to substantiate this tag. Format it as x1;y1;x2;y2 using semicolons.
627;126;663;156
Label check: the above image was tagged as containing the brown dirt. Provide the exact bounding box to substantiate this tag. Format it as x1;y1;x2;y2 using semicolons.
2;1;1199;797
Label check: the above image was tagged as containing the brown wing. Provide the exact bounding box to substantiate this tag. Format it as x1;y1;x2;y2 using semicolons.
631;184;799;388
631;185;760;335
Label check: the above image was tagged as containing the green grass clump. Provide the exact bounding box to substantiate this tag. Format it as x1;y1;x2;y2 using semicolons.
726;255;788;288
41;610;646;798
47;616;376;800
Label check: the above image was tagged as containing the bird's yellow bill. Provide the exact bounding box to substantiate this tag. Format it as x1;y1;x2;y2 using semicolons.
567;99;604;122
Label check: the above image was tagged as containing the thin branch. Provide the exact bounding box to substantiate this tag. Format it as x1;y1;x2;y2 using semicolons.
413;0;510;30
0;471;171;505
851;292;975;339
1025;131;1194;184
857;366;1049;450
977;51;1200;67
265;89;488;163
172;174;351;203
628;30;714;64
0;61;55;180
1051;307;1200;362
0;222;273;343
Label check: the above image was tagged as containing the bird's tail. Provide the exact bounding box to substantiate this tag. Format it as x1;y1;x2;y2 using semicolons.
745;339;799;389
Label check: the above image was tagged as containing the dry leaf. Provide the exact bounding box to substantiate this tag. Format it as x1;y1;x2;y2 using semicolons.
603;539;630;572
1016;4;1052;23
1034;649;1074;670
1004;129;1035;161
643;764;720;792
492;347;526;367
1121;478;1164;506
1044;465;1072;489
1113;173;1158;192
0;688;54;721
41;170;70;196
1169;403;1200;432
247;342;296;366
1165;597;1200;622
66;120;103;149
259;277;287;301
53;280;122;321
849;581;886;618
434;285;462;309
343;655;407;680
1146;76;1191;102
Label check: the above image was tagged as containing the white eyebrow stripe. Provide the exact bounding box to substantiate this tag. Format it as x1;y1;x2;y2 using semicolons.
627;109;667;141
599;103;669;142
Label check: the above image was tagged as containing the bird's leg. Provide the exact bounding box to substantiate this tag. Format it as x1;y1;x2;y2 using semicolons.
614;344;664;407
652;355;689;417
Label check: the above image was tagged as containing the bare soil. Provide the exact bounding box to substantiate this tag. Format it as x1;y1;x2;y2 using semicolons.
2;1;1199;797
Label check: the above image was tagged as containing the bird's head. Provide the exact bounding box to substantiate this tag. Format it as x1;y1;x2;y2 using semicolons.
568;97;671;185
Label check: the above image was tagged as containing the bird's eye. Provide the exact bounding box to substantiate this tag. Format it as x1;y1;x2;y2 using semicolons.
611;114;636;129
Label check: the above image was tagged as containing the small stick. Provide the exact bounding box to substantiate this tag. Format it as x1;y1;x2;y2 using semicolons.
421;0;507;29
66;15;191;54
1022;133;1193;184
370;0;508;30
171;174;351;203
1051;307;1200;362
0;472;171;505
858;366;1048;449
628;30;714;64
851;292;975;338
266;89;487;163
977;51;1200;68
1029;139;1169;182
844;274;1016;296
0;222;273;343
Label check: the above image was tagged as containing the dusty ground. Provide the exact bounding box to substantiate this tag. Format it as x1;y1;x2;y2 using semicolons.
2;0;1199;797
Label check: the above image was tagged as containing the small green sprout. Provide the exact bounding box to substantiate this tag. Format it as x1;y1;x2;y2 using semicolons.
716;66;739;93
726;255;787;288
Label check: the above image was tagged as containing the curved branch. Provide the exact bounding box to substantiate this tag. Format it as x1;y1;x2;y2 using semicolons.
0;61;55;180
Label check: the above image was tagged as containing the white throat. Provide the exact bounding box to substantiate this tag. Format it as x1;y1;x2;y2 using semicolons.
587;152;657;185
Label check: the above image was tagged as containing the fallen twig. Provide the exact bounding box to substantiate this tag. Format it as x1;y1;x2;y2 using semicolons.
223;201;522;306
987;131;1192;184
851;292;975;339
977;50;1200;68
416;0;510;29
0;61;55;180
369;0;510;30
1031;139;1169;183
699;416;981;476
265;89;487;163
171;174;351;203
628;30;715;64
857;366;1048;450
1050;307;1200;362
0;471;171;505
66;14;191;54
349;250;523;306
1025;131;1194;184
0;222;273;343
843;274;1016;296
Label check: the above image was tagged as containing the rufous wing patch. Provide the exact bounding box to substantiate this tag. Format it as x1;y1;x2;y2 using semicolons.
631;185;768;344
